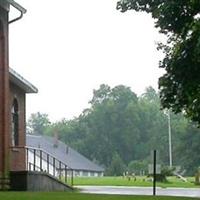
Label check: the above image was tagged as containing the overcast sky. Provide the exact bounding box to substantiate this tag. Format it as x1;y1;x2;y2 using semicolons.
9;0;165;122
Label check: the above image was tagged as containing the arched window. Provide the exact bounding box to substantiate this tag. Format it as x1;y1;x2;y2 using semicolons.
11;99;19;146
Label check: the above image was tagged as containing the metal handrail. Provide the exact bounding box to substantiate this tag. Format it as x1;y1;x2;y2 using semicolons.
11;146;74;186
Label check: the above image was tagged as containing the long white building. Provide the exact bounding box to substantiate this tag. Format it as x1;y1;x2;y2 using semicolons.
26;135;104;177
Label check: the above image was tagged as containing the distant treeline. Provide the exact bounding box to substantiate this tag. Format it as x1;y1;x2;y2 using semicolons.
27;84;200;176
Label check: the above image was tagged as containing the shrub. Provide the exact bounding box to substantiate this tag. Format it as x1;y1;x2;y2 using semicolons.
128;160;148;175
148;166;175;182
106;153;126;176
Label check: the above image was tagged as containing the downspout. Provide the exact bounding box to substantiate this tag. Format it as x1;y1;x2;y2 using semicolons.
7;0;26;24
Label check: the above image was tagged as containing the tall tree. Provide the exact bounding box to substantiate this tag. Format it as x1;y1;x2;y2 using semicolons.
106;152;126;176
80;84;140;166
117;0;200;124
33;84;199;175
27;112;50;135
177;123;200;175
137;87;168;163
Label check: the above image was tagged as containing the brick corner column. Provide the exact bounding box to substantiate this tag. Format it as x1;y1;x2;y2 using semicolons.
0;4;10;183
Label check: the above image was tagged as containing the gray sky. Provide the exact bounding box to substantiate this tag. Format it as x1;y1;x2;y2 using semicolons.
9;0;165;122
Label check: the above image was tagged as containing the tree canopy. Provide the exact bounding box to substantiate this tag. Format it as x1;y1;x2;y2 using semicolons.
28;84;200;175
27;112;50;135
117;0;200;124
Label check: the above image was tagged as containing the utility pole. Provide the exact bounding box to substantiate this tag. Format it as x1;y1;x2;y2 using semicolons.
167;110;173;168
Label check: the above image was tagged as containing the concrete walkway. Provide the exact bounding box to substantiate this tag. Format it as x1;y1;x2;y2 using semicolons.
77;186;200;197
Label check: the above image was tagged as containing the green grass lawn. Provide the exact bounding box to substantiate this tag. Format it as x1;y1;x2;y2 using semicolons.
73;176;200;188
0;192;198;200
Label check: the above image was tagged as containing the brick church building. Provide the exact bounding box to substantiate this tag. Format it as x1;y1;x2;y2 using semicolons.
9;68;37;171
0;0;38;189
0;1;73;191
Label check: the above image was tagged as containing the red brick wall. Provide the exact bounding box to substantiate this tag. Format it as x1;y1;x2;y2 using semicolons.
0;7;9;178
0;3;27;176
9;82;26;171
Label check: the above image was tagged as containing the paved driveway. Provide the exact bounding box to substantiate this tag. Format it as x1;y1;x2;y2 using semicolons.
77;186;200;197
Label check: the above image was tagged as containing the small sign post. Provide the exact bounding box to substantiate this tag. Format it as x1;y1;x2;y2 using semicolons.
153;150;156;196
148;150;161;196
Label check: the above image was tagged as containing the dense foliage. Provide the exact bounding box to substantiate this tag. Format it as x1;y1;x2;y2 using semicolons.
117;0;200;124
27;84;200;176
27;112;50;135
